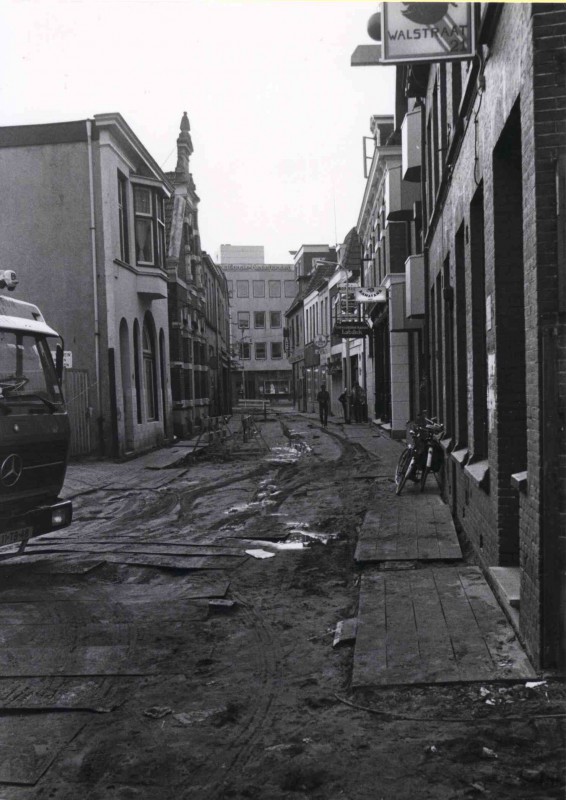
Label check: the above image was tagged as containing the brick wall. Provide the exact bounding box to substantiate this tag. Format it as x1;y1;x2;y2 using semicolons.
424;3;566;666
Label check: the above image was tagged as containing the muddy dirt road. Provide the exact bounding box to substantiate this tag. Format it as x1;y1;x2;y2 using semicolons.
0;415;564;800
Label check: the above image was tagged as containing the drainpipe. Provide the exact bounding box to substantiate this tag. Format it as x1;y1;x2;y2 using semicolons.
418;98;432;415
86;119;103;453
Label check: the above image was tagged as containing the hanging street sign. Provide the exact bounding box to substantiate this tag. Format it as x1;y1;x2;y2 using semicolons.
333;321;371;339
354;287;387;304
381;3;475;64
313;334;328;349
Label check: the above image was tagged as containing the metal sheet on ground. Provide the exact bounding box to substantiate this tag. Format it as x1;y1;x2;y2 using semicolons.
96;553;246;570
0;676;132;711
21;543;244;557
19;558;105;574
0;622;211;676
229;530;288;541
0;577;230;606
2;550;243;570
0;599;210;626
0;716;87;784
355;494;462;562
352;567;536;687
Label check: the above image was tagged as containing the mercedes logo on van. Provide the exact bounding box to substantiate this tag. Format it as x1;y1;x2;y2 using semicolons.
1;454;23;487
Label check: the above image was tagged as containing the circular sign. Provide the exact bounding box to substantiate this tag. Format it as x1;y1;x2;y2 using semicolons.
1;454;23;487
313;334;327;349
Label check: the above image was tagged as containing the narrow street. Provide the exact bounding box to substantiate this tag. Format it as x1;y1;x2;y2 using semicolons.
0;411;564;800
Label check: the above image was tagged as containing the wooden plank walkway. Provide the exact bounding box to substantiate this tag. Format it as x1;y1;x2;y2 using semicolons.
355;493;462;563
352;567;536;687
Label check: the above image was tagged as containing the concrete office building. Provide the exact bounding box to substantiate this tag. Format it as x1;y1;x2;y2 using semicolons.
223;264;295;400
219;245;264;265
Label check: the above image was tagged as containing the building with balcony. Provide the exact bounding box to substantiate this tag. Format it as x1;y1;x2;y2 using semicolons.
356;115;423;437
0;114;174;457
223;263;295;401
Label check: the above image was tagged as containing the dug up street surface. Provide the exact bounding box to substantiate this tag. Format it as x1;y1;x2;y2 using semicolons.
0;408;564;800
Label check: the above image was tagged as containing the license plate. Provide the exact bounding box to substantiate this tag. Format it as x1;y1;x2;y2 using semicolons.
0;527;33;547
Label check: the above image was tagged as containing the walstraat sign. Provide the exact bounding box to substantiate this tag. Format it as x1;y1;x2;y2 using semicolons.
382;3;475;64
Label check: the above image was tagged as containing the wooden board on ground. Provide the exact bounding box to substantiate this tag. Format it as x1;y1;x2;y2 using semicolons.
0;716;87;784
5;551;246;571
21;542;244;557
0;622;212;676
0;676;133;711
0;576;230;606
355;494;462;563
33;558;105;574
352;566;536;687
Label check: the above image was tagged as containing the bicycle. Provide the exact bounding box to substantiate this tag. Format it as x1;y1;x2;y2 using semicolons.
394;416;444;495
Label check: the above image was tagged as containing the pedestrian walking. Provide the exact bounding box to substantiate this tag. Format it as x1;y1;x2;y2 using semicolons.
338;387;351;423
316;383;330;427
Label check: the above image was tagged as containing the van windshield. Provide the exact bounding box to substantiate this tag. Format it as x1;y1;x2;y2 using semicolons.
0;330;63;412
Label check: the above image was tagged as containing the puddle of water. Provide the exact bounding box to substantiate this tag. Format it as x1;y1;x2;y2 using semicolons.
265;447;302;464
240;539;307;552
225;499;275;515
286;528;340;546
245;549;276;559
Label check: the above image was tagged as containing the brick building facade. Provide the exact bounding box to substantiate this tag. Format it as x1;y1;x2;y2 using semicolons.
165;114;231;437
393;4;565;668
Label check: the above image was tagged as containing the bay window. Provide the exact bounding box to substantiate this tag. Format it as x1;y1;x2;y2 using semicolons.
133;184;167;268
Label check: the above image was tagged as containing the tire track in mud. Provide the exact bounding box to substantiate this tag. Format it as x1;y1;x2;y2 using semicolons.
182;427;370;799
189;590;283;800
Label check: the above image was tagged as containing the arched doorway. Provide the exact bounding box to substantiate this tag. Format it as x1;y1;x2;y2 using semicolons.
119;319;134;452
159;328;168;438
142;313;158;421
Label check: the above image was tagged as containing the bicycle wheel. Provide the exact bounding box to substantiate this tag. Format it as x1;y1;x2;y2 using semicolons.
395;448;413;496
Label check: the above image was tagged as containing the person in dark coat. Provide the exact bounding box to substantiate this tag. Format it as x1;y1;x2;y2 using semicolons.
338;387;351;423
316;383;330;427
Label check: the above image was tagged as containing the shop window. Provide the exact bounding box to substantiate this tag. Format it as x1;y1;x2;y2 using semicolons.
259;379;289;395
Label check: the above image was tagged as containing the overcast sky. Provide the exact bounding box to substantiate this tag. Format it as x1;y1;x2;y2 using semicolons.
1;0;395;263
